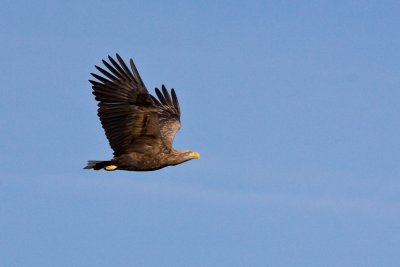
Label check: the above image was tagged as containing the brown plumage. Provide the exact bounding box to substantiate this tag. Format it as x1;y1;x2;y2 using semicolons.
84;54;200;171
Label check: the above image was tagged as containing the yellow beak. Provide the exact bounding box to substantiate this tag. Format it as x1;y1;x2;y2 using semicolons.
190;152;201;159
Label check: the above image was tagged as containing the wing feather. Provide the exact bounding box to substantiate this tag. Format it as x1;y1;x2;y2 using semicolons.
151;85;181;148
90;54;164;156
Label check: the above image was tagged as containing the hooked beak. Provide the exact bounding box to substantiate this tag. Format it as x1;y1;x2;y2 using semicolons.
190;152;201;159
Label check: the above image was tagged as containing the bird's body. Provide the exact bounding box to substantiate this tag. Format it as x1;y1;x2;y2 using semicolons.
87;149;197;171
84;54;199;171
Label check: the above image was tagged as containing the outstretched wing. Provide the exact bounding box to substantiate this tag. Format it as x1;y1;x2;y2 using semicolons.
89;54;164;156
150;85;181;148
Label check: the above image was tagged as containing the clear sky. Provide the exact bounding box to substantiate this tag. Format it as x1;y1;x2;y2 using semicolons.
1;0;399;266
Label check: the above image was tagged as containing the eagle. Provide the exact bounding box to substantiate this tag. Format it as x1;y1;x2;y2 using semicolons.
84;54;200;171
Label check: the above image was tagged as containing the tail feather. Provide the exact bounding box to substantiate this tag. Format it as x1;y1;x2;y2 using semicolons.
84;160;112;170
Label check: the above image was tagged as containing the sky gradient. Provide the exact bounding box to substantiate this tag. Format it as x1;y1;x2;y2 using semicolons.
1;1;400;266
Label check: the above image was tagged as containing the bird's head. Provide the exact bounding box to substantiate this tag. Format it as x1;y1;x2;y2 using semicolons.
170;150;200;165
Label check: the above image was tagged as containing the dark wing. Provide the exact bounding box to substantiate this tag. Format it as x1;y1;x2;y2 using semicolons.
150;85;181;148
89;54;164;156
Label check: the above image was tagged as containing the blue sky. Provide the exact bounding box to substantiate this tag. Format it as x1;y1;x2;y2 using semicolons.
1;0;400;266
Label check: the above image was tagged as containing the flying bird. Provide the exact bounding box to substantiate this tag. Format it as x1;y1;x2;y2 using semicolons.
84;54;200;171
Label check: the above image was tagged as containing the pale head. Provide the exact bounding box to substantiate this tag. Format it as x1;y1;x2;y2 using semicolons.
169;150;200;165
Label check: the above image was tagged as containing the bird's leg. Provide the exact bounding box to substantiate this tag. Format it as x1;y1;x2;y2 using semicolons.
105;165;118;171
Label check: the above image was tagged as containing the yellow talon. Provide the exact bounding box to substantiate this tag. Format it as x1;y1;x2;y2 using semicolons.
105;165;118;171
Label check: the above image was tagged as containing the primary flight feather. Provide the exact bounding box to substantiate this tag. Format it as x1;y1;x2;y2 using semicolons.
84;54;200;171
